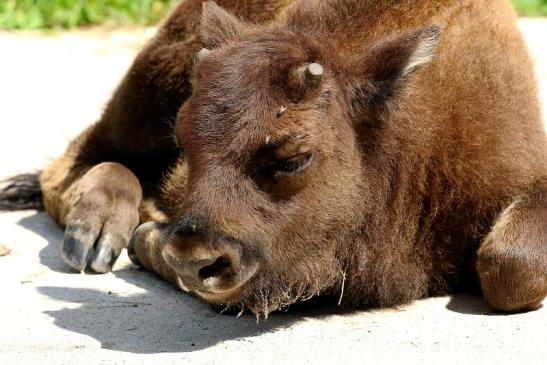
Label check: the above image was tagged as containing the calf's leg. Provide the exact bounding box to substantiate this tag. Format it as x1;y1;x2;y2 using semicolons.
41;160;142;273
37;1;205;272
477;178;547;312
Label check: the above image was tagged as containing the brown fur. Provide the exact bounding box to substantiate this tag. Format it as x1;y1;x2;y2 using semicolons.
11;0;546;316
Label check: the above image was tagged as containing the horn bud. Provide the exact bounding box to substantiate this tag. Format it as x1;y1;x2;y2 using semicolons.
196;48;212;63
288;62;325;98
304;63;324;86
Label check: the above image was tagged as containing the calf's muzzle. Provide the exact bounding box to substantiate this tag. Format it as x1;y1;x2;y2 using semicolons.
129;219;258;302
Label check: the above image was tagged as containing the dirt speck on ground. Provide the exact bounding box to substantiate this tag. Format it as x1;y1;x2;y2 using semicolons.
0;243;11;256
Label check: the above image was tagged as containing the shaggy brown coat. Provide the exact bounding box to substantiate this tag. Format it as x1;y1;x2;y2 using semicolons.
3;0;545;316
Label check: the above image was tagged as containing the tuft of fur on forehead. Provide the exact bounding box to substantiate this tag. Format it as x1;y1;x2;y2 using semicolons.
188;29;331;149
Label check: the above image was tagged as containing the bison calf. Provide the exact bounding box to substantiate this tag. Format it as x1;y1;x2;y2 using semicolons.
2;0;546;317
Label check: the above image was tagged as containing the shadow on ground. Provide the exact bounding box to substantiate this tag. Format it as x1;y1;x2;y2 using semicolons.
445;293;492;315
18;211;66;272
445;292;544;316
16;212;509;353
17;212;350;353
35;285;302;353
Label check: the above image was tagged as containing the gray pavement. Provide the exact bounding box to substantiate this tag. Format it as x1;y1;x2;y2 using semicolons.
0;20;546;365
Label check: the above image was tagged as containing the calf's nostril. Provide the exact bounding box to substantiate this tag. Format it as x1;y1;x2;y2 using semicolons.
198;256;231;279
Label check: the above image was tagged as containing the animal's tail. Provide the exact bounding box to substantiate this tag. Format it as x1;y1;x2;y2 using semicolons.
0;172;44;211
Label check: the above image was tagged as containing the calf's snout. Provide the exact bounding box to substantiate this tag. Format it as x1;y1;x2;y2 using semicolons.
163;236;241;292
162;232;252;297
129;218;260;301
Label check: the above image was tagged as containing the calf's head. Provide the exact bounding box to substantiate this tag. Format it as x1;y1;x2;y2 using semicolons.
155;2;441;315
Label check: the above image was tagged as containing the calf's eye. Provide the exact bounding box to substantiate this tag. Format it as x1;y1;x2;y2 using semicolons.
268;152;314;176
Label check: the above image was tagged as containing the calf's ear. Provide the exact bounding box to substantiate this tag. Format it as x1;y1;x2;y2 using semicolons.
200;1;250;48
350;25;441;115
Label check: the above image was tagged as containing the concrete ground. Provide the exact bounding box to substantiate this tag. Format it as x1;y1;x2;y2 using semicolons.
0;19;546;365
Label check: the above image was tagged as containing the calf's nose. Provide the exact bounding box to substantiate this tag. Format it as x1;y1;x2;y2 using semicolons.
162;236;243;294
177;251;236;283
